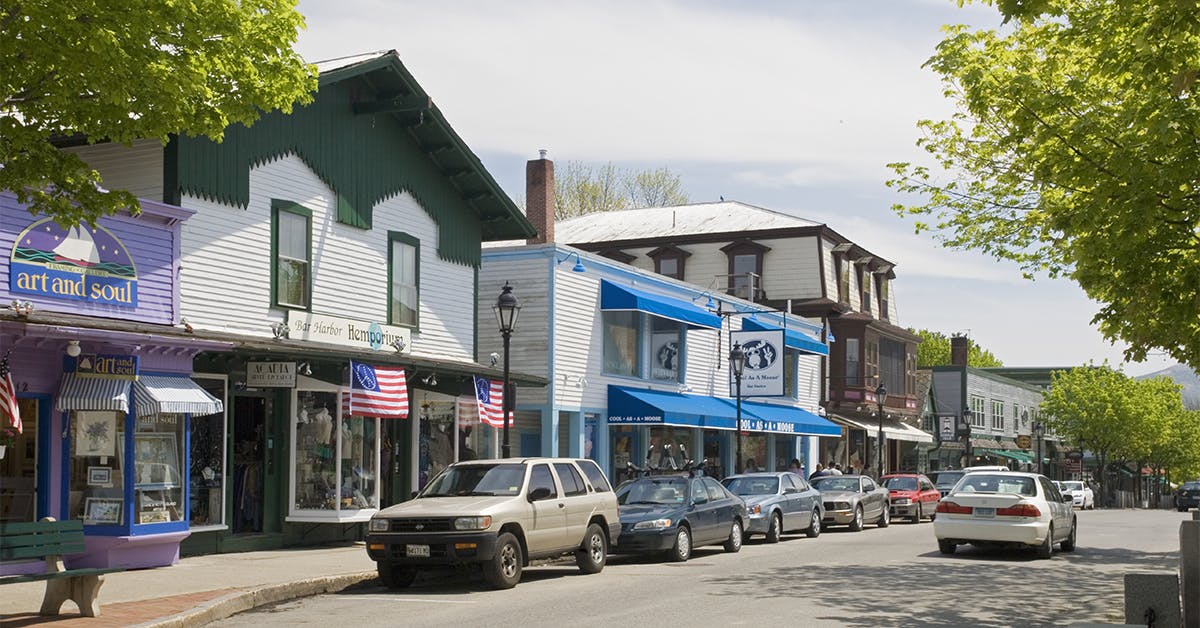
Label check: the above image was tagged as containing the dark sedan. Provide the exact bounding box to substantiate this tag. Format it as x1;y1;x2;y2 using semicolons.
722;472;822;542
1178;481;1200;512
613;474;747;561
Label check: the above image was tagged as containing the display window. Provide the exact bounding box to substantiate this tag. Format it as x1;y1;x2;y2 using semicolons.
68;410;127;527
289;378;381;521
189;375;226;528
647;427;690;470
133;413;186;525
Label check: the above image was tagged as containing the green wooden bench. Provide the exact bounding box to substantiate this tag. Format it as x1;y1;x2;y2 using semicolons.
0;517;125;617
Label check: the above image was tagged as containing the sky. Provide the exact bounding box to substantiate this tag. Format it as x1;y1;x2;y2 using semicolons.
293;0;1178;377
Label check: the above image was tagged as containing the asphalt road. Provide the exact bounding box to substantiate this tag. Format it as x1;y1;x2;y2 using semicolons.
213;509;1187;627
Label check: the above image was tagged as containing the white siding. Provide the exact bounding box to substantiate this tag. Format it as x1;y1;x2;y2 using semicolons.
180;153;475;362
478;256;551;407
821;237;839;302
63;139;165;201
552;266;601;409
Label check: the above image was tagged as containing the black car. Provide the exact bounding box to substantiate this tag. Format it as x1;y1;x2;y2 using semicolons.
1177;481;1200;512
613;474;747;561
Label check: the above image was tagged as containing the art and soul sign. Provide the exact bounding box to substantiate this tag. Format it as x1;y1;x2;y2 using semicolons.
9;218;139;306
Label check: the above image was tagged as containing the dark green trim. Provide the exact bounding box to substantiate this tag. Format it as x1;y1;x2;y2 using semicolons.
387;231;420;331
163;135;180;206
270;199;313;312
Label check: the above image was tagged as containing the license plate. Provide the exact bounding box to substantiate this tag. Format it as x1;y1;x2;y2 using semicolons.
974;507;995;518
406;544;430;557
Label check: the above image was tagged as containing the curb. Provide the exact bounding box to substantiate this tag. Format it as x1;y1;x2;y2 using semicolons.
136;571;377;628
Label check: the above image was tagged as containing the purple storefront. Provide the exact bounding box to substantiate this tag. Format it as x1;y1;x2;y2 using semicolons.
1;191;229;573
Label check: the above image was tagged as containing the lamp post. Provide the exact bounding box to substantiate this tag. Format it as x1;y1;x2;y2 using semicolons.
1033;420;1045;475
961;406;973;467
729;342;746;474
493;282;520;458
874;383;887;477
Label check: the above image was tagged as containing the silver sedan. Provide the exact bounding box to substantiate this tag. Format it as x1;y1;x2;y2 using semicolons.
721;472;823;543
811;475;891;531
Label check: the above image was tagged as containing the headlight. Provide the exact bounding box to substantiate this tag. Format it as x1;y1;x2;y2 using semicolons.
833;501;851;510
453;516;492;531
893;498;911;505
633;518;672;530
747;504;761;515
368;518;390;532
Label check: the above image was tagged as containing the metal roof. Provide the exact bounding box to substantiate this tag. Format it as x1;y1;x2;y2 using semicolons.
555;201;822;243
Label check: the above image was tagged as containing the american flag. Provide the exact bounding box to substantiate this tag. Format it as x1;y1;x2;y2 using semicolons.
0;351;21;434
473;376;511;427
344;361;408;419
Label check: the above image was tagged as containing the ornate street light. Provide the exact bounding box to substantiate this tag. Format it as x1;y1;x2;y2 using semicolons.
493;282;520;458
874;383;888;477
1032;418;1045;475
961;406;974;467
729;341;746;474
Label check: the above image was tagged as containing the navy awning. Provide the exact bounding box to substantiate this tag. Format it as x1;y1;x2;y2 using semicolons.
742;318;828;356
608;385;738;427
713;400;842;436
56;374;132;413
600;279;722;329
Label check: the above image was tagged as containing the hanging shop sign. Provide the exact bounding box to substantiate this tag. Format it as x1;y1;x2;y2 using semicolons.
729;329;784;397
9;218;139;306
285;311;411;352
246;361;297;388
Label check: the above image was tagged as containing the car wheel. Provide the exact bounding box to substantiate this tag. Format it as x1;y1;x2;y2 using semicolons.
1181;506;1189;512
483;532;523;589
377;562;418;589
766;512;782;544
668;525;692;562
877;504;890;528
724;519;743;553
849;506;864;532
911;502;922;524
1035;525;1054;559
1060;518;1077;552
805;510;821;538
575;523;607;574
938;539;956;555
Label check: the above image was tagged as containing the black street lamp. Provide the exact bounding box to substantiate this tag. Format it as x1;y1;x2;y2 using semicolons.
729;341;746;474
1033;419;1045;475
961;406;974;467
493;282;520;458
874;383;887;477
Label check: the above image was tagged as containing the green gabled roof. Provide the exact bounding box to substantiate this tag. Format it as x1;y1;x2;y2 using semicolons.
174;50;535;266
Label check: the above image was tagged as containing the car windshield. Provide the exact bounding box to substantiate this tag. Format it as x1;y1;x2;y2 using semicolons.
812;477;860;492
1062;481;1085;491
935;472;964;488
419;463;525;497
1181;482;1200;491
954;474;1036;496
883;477;918;491
616;477;689;505
722;476;779;496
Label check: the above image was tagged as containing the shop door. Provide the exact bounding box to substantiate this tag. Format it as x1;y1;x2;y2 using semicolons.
0;398;39;523
232;394;269;533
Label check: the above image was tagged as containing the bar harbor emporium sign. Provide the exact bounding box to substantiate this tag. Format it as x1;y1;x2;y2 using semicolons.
285;311;411;352
10;219;139;306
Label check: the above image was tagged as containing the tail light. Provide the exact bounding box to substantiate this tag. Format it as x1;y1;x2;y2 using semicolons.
996;503;1042;517
936;501;972;514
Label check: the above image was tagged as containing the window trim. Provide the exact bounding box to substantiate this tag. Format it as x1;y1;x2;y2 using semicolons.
387;231;420;330
647;245;690;280
720;239;770;301
270;199;312;311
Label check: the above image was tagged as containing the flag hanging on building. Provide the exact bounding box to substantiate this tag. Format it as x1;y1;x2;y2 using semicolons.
344;361;408;419
473;376;510;427
0;351;22;434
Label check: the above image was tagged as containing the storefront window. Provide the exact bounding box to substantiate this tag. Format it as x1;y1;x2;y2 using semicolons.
602;311;641;377
418;398;456;488
647;427;690;469
69;411;126;526
133;413;186;525
742;434;767;472
611;426;637;484
293;390;339;511
0;398;37;523
290;383;382;521
703;430;725;479
190;376;226;527
649;318;683;383
339;415;378;510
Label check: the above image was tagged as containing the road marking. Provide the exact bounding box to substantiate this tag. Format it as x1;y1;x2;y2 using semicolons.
347;595;477;604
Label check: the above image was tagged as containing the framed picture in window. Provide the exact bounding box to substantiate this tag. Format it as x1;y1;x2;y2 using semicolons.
87;466;112;486
133;433;180;488
84;497;122;524
74;411;117;457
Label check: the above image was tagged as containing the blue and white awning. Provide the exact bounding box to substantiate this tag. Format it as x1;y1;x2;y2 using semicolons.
600;279;722;329
56;374;132;413
134;375;224;416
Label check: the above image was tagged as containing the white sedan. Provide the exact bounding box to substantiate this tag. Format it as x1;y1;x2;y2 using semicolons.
934;471;1077;559
1056;480;1095;509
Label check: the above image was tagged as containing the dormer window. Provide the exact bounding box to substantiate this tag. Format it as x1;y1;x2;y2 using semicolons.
648;245;690;280
720;239;770;302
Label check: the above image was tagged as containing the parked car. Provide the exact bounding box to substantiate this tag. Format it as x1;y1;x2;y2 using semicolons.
612;473;747;561
1054;480;1095;510
365;458;621;589
931;466;1009;499
934;471;1076;559
1177;481;1200;512
721;472;823;542
880;473;941;523
811;474;891;531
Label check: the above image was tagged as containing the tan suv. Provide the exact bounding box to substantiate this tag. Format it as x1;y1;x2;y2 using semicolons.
366;457;621;589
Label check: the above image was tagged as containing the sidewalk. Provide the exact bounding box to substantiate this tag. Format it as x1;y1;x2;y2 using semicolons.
0;543;378;628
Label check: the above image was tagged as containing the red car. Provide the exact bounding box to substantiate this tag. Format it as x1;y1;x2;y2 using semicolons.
881;473;941;524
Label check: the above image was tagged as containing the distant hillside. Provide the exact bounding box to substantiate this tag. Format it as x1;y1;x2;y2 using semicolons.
1136;364;1200;410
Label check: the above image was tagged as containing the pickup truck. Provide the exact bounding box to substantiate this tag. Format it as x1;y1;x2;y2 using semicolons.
366;457;621;589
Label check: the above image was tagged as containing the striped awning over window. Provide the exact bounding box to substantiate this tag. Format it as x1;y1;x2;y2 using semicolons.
134;375;224;416
56;374;132;413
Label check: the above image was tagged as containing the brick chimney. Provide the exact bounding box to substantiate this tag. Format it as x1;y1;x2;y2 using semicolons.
950;334;970;367
526;150;554;245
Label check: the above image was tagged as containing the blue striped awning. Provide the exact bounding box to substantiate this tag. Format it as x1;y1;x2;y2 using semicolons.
134;375;224;416
56;374;132;413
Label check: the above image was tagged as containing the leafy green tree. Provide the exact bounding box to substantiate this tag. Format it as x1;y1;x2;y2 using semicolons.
2;0;316;227
911;329;1002;367
554;161;688;219
887;1;1200;367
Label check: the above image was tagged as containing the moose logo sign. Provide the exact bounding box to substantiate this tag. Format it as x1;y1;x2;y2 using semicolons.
730;329;784;397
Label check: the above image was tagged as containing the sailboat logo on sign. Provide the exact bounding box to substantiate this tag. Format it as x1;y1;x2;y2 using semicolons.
9;218;139;306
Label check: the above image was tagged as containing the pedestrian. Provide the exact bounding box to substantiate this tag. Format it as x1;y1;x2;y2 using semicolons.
744;457;759;472
809;463;826;481
827;461;843;476
789;458;803;474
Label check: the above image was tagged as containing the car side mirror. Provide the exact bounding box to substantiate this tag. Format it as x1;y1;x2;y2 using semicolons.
692;495;707;505
528;487;552;502
1062;494;1074;503
784;488;798;494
